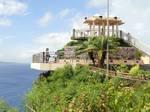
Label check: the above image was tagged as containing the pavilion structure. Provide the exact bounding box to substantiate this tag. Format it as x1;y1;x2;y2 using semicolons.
31;15;150;71
72;16;124;40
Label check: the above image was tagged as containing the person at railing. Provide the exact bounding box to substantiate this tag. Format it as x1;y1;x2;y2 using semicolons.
45;48;50;63
127;33;131;42
43;52;45;63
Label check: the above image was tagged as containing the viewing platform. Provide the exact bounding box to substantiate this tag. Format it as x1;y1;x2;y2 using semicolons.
31;49;92;71
71;16;124;40
31;59;91;71
30;49;149;71
31;15;150;71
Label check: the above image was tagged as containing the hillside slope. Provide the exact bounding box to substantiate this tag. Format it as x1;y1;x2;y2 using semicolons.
26;65;150;112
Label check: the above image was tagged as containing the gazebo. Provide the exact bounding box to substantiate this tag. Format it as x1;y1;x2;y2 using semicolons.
72;16;124;39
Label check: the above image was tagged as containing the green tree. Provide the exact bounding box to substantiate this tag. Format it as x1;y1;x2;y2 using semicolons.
76;36;119;67
76;39;96;66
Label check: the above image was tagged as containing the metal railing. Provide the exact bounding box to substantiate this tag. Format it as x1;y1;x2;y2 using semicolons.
72;29;118;39
72;28;150;56
32;31;150;63
119;31;150;56
32;52;57;63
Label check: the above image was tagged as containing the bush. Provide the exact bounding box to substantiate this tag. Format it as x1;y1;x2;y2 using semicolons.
26;65;150;112
117;63;129;73
0;99;19;112
129;64;140;76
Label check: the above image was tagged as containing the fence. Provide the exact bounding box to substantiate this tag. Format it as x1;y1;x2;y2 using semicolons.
32;52;57;63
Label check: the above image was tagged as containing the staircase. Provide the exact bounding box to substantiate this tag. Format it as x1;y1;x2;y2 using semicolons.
119;31;150;56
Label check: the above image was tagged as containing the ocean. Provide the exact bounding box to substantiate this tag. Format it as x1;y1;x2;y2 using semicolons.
0;63;39;111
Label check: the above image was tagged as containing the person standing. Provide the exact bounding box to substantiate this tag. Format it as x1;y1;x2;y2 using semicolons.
45;48;50;63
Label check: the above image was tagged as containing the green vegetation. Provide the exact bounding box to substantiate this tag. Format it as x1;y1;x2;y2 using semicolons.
66;40;84;46
27;32;147;111
134;49;143;60
117;62;129;73
0;99;19;112
76;36;121;67
57;48;64;59
26;65;150;112
129;64;140;76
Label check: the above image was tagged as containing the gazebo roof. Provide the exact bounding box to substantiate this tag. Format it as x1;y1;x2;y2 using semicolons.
84;16;124;26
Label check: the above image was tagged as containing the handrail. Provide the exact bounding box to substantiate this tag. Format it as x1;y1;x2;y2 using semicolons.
72;29;118;39
32;51;57;63
72;28;150;57
90;66;148;82
120;31;150;56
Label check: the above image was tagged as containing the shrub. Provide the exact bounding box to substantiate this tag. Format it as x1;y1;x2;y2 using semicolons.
129;65;140;76
117;63;129;73
0;99;19;112
26;65;150;112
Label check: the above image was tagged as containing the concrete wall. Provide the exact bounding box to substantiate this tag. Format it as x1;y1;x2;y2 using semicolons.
31;59;92;71
31;63;65;71
141;55;150;64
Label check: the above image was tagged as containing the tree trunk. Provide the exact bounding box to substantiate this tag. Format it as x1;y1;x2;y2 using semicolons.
88;52;95;66
99;51;107;68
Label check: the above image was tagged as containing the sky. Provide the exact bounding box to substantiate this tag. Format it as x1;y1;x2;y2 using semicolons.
0;0;150;63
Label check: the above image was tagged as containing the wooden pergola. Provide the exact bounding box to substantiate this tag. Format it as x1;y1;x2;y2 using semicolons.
84;16;124;37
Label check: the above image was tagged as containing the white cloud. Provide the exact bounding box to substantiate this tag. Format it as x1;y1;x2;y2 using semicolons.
0;18;11;27
34;32;71;51
87;0;106;8
8;32;71;62
110;0;150;44
59;8;72;18
0;38;3;44
38;12;53;27
70;13;89;30
0;0;27;16
0;0;27;27
0;53;3;59
85;0;150;44
0;32;71;63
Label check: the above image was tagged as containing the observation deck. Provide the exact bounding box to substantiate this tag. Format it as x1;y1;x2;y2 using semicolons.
71;16;124;40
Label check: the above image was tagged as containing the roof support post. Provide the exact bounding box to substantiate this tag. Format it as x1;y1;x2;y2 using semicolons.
116;23;119;37
103;25;106;36
98;25;101;36
92;20;95;37
112;25;114;36
89;25;92;37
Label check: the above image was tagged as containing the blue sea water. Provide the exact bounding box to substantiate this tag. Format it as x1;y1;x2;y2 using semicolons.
0;63;39;111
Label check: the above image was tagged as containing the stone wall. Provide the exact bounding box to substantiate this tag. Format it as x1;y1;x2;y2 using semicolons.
110;47;138;60
64;46;88;59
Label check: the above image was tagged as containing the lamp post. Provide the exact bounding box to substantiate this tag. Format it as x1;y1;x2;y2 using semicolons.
106;0;110;76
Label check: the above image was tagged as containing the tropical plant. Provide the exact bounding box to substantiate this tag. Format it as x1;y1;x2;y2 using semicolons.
76;36;119;67
75;39;96;66
129;64;140;76
66;40;84;46
0;99;19;112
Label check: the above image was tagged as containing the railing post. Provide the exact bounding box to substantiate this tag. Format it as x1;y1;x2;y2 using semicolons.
42;52;45;63
120;30;122;38
73;29;75;38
